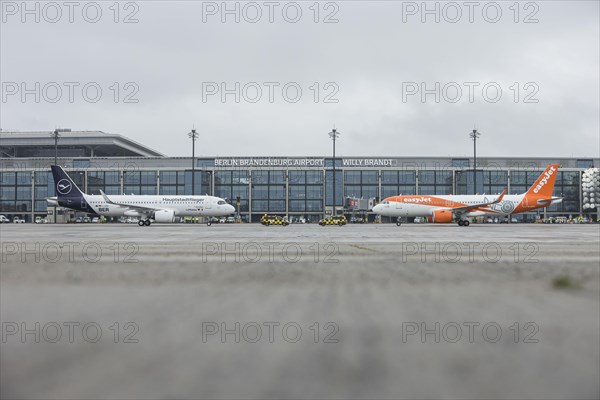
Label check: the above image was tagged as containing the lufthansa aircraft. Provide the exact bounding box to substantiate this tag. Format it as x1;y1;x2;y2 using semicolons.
47;165;235;226
372;164;562;226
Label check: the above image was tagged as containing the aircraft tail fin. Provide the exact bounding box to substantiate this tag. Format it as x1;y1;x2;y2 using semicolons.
525;164;559;198
51;165;85;199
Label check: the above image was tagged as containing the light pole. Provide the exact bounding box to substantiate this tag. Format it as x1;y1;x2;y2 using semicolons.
469;128;481;195
49;129;64;223
51;130;59;166
328;126;340;215
188;128;199;195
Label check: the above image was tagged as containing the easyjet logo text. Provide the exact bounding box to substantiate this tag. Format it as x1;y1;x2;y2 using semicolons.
533;166;556;194
403;197;433;204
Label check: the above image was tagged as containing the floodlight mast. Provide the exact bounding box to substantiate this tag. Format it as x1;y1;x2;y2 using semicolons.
50;128;70;223
469;128;481;195
188;128;199;195
328;127;341;215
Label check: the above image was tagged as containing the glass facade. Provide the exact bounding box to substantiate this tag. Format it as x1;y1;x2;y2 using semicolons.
215;170;250;213
0;172;32;213
325;170;343;207
159;171;185;195
251;170;286;213
344;170;378;199
419;170;453;195
548;171;580;213
0;163;590;221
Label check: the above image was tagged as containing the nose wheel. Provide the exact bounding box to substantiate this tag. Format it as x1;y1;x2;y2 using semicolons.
396;217;402;226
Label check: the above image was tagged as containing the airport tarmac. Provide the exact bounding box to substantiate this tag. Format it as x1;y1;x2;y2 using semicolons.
1;223;599;399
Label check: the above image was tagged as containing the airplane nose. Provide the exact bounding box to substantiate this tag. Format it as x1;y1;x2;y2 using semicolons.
228;205;235;214
372;204;381;213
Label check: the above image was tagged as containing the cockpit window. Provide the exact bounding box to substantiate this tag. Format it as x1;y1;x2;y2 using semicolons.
217;200;226;205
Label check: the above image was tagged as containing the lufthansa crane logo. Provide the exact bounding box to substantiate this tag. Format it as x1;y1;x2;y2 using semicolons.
57;179;72;195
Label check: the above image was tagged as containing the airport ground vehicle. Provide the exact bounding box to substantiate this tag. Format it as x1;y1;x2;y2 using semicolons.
261;215;289;226
319;216;347;226
35;216;48;224
13;217;25;223
0;215;10;223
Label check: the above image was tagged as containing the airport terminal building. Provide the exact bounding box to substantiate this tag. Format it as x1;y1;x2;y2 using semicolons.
1;130;598;222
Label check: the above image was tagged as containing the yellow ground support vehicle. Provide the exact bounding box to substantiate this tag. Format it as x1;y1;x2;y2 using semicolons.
261;214;289;226
318;216;347;226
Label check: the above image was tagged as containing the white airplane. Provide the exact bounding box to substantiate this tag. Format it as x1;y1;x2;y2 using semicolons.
372;164;563;226
47;165;235;226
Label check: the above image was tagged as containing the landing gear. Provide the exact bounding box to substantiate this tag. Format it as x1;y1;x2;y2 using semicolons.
138;219;151;227
396;217;402;226
144;219;151;226
138;220;145;227
207;221;212;226
458;220;470;227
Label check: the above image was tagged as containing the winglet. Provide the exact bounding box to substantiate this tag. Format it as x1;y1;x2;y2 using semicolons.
494;188;507;203
99;189;115;204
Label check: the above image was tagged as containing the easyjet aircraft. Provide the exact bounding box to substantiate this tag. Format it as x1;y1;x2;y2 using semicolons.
372;164;562;226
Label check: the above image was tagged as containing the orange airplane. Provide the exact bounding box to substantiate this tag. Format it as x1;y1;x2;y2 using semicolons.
372;164;562;226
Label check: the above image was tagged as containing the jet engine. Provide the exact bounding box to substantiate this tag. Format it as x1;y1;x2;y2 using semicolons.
427;209;453;223
154;209;176;223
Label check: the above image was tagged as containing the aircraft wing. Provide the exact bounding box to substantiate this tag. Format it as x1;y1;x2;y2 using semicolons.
99;190;159;213
447;189;507;215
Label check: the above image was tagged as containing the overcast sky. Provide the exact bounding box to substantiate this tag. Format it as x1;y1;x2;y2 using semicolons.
1;0;598;158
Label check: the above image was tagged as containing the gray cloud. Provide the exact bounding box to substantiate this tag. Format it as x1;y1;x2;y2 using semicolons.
2;1;598;157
